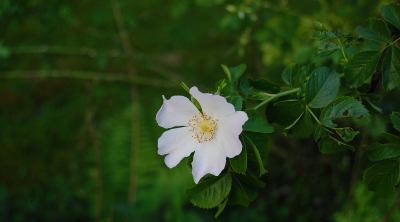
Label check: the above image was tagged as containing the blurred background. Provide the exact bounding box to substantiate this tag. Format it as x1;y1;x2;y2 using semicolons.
1;0;400;221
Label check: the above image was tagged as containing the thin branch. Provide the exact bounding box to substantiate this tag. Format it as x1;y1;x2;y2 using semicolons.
10;45;125;58
64;18;110;42
253;88;300;110
9;45;182;84
306;105;321;125
85;82;103;222
0;70;174;87
111;0;139;206
381;194;400;222
337;38;348;62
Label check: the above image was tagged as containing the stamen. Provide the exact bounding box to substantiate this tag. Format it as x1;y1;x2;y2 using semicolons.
188;112;218;143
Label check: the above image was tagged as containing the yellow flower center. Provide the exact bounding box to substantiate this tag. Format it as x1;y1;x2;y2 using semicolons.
199;120;212;133
188;112;218;143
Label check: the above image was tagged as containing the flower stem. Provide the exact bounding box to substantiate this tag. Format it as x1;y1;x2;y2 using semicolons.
338;38;348;62
306;105;321;125
254;88;299;110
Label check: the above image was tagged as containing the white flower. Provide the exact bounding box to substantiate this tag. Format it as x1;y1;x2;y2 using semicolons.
156;86;248;183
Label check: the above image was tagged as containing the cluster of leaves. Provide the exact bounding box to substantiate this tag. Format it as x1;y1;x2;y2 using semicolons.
364;112;400;199
183;3;400;216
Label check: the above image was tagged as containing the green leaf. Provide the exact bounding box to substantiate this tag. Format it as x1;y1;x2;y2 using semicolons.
245;132;269;160
314;124;323;141
305;66;340;108
320;97;370;128
382;46;400;91
335;128;359;142
227;186;250;207
299;63;315;84
282;63;300;87
221;64;246;83
215;79;235;96
363;160;400;199
382;133;400;144
231;174;258;201
381;3;400;30
233;173;266;188
366;143;400;161
284;110;314;138
244;133;268;176
313;21;330;31
315;40;340;57
248;78;281;94
391;112;400;132
265;100;305;126
310;31;337;40
243;109;274;133
238;80;251;97
318;130;355;154
355;18;391;43
227;95;243;111
229;135;247;174
344;51;380;88
215;197;228;218
361;94;382;113
185;173;232;209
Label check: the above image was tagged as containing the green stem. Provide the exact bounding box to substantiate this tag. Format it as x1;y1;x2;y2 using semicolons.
306;105;321;125
254;88;299;110
337;39;348;62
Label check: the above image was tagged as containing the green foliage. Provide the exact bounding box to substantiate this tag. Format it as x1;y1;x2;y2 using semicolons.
284;110;314;138
392;112;400;131
363;160;400;199
363;112;400;198
317;127;355;154
366;143;400;161
319;97;370;128
305;66;340;108
186;173;232;209
229;136;247;174
281;63;300;87
244;132;269;177
266;100;305;126
344;51;381;88
221;64;246;83
355;18;391;43
242;109;274;133
381;3;400;30
382;46;400;90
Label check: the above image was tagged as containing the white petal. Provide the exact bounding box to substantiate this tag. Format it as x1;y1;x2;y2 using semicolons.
158;126;194;155
164;138;198;168
215;111;248;157
189;86;235;119
214;132;242;158
156;95;199;129
158;127;198;168
218;111;248;135
191;140;226;183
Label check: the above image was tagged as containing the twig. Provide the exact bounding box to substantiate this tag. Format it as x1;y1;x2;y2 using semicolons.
9;45;182;84
85;82;103;222
111;0;139;206
64;18;110;42
381;194;400;222
0;70;173;87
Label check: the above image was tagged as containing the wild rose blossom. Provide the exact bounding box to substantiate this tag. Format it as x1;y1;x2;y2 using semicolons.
156;86;248;183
